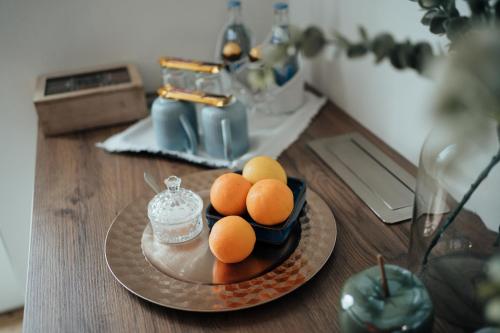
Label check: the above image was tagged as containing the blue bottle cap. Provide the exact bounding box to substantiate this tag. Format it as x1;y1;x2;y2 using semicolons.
273;2;288;10
228;0;241;9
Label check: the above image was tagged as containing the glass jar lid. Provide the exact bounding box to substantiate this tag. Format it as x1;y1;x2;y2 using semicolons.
147;175;203;224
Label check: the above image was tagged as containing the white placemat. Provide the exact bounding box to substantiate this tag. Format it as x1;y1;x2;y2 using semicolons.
96;91;327;169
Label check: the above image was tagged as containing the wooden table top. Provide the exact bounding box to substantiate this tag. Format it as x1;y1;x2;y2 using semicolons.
24;97;460;332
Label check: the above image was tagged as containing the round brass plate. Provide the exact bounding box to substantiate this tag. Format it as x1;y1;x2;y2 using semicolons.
105;170;337;312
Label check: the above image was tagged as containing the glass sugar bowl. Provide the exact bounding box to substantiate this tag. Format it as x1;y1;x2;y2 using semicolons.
147;175;203;244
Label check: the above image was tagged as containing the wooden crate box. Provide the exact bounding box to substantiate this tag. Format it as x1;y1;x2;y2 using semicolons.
34;63;148;136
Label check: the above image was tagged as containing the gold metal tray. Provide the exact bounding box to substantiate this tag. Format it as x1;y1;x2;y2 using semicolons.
105;170;337;312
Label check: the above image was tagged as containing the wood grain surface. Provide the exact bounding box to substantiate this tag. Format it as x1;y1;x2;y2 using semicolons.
0;308;23;333
24;97;461;332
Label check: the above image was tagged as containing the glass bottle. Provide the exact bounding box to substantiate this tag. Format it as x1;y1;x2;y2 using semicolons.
270;2;298;86
220;0;251;58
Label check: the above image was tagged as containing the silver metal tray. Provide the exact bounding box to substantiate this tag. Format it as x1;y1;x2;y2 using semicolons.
309;132;416;223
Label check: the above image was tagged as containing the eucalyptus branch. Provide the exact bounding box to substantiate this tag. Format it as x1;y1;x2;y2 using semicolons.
333;27;437;76
422;125;500;265
414;0;500;46
251;1;500;88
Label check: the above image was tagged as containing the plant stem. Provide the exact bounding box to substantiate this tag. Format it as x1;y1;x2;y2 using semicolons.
422;126;500;265
377;254;390;298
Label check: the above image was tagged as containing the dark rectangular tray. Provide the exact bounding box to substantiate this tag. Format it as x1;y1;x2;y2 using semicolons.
206;176;307;245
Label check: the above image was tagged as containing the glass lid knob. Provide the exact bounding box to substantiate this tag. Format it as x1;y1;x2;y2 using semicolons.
165;175;181;193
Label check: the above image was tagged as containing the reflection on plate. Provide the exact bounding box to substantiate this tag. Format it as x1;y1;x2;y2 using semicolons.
105;169;337;312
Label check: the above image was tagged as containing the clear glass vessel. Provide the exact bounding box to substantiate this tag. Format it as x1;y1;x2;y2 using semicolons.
161;68;196;90
408;112;500;330
220;0;251;57
269;2;298;86
147;175;203;244
195;72;225;95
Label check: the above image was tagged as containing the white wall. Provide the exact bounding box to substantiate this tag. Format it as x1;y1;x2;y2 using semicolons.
290;0;446;165
0;236;23;311
0;0;274;312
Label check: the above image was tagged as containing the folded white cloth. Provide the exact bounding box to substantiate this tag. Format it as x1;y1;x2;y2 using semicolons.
96;91;327;169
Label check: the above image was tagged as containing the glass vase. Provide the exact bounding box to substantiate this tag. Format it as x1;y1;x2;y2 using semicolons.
408;111;500;330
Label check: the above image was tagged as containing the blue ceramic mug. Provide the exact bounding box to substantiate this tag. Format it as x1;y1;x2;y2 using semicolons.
151;96;198;154
201;99;249;160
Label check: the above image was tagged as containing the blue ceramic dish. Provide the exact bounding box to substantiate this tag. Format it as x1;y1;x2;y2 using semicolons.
205;176;307;245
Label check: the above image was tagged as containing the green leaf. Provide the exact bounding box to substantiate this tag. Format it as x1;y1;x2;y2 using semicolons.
448;7;460;17
388;42;415;70
421;9;446;26
401;42;415;66
466;0;490;16
371;33;395;63
445;0;460;17
346;44;368;58
389;45;405;69
418;0;442;9
444;16;470;41
358;26;369;41
300;26;327;58
430;16;447;34
408;42;433;73
495;0;500;19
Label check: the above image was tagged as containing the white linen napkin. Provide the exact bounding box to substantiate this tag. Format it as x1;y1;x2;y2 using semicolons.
96;91;327;169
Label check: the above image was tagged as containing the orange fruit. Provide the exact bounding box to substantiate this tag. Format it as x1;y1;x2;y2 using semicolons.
208;216;256;264
210;173;252;216
242;156;287;184
246;179;294;225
